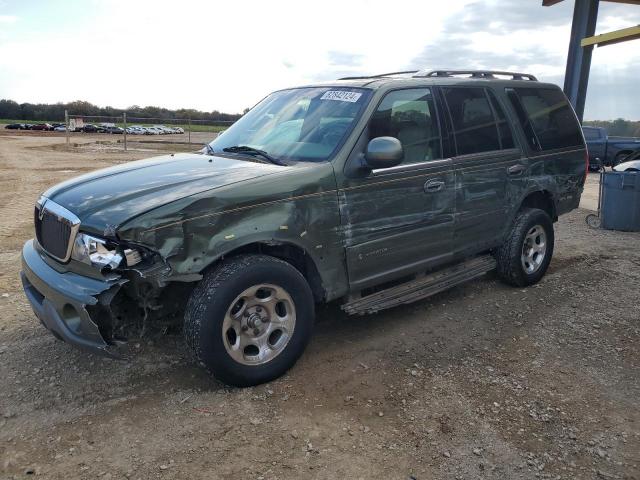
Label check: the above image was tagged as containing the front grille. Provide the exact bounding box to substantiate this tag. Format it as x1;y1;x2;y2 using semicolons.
34;198;80;262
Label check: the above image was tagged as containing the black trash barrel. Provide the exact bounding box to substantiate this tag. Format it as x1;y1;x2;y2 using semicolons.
601;171;640;232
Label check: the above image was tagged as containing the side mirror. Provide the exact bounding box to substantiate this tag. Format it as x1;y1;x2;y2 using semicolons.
365;136;403;169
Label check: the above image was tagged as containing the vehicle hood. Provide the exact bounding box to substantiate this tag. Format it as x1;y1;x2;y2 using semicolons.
43;153;283;235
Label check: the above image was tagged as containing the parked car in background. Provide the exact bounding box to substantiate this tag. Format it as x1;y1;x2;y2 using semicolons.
173;127;184;134
583;126;640;169
126;126;146;135
31;123;54;131
613;149;640;171
23;124;35;130
105;126;124;134
144;126;162;135
152;125;173;134
81;124;102;133
53;125;67;132
613;159;640;172
4;123;25;129
21;69;587;387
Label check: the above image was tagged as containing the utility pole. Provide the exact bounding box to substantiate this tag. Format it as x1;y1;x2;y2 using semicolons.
123;112;127;151
65;110;69;146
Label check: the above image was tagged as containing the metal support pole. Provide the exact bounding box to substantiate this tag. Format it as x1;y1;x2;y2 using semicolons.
123;113;127;151
188;118;191;145
65;110;69;146
563;0;599;122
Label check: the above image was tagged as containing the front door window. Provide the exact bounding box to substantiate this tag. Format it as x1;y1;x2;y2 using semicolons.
369;88;442;165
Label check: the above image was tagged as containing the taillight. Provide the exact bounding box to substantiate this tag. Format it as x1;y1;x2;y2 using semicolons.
584;150;589;181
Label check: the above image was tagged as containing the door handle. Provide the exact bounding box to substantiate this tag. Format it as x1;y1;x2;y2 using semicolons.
507;165;525;176
424;179;445;193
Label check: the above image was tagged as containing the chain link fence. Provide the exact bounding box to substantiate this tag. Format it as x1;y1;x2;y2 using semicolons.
64;110;235;151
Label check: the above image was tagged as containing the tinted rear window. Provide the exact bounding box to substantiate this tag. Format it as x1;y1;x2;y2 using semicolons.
509;87;583;151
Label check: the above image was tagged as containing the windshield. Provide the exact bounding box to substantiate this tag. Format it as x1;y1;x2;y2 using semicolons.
208;87;371;162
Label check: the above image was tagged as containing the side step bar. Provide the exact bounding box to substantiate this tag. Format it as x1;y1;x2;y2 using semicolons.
342;255;496;315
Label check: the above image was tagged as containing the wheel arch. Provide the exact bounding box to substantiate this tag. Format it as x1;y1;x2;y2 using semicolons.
615;150;633;163
201;241;327;303
519;189;557;222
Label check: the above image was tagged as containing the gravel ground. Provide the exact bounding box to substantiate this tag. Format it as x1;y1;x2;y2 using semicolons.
0;132;638;480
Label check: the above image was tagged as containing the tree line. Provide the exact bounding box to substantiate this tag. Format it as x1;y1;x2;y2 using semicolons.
2;98;639;137
582;119;640;137
0;99;243;123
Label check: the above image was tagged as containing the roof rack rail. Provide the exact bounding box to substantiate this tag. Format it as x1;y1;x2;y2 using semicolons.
338;70;419;80
414;70;538;81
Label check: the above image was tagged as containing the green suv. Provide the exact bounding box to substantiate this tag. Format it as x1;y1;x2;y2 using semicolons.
21;70;587;386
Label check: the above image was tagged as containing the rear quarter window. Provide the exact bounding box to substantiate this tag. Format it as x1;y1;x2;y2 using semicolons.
507;87;583;151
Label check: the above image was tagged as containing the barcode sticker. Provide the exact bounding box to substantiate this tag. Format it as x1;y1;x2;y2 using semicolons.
320;90;362;102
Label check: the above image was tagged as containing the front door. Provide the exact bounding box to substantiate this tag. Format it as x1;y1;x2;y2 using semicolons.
337;88;455;290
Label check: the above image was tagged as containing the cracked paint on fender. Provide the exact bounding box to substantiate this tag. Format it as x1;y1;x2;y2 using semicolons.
117;159;350;301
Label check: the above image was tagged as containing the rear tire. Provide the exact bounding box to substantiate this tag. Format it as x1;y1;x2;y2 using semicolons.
184;254;315;387
495;208;554;287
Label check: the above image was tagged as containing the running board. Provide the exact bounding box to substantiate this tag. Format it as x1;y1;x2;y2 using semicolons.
342;255;496;315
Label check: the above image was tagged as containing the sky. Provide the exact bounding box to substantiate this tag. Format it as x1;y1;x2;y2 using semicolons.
0;0;638;120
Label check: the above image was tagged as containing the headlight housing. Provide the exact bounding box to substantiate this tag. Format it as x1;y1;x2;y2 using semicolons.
71;233;141;270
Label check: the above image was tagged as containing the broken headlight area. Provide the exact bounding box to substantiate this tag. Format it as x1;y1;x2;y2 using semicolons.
71;233;142;271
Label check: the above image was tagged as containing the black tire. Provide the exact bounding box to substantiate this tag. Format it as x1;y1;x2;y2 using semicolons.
494;208;554;287
184;254;315;387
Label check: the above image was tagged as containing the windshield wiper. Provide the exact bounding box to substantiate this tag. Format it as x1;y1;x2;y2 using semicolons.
222;145;287;166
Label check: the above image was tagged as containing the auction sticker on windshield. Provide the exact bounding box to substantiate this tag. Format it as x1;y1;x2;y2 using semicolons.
320;90;362;102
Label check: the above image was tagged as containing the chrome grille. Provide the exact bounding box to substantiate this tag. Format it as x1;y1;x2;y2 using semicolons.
34;197;80;262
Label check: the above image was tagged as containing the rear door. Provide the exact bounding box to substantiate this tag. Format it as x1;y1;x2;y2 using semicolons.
505;86;586;216
440;86;524;254
338;87;455;290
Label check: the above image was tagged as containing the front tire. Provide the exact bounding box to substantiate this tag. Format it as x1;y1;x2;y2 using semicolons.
184;254;315;387
495;208;554;287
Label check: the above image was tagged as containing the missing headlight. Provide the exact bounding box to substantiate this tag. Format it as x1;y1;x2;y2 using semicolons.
71;233;124;270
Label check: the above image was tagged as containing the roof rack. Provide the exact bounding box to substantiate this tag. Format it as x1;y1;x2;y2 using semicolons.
414;70;538;81
338;70;419;80
337;69;538;82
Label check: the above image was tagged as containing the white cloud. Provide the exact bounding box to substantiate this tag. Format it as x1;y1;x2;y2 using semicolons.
0;0;638;119
0;14;17;23
0;0;470;112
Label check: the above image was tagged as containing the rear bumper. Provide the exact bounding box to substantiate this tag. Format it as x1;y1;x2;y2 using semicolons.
20;239;123;358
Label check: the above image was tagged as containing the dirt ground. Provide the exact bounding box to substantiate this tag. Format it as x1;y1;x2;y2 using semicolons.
0;131;638;480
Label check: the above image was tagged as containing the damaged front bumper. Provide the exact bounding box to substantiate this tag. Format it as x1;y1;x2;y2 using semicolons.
20;239;125;358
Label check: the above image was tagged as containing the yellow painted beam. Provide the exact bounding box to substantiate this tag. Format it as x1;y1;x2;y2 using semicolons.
601;0;640;5
581;24;640;47
543;0;640;5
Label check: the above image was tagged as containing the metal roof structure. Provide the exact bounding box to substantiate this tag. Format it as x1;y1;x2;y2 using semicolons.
543;0;640;121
